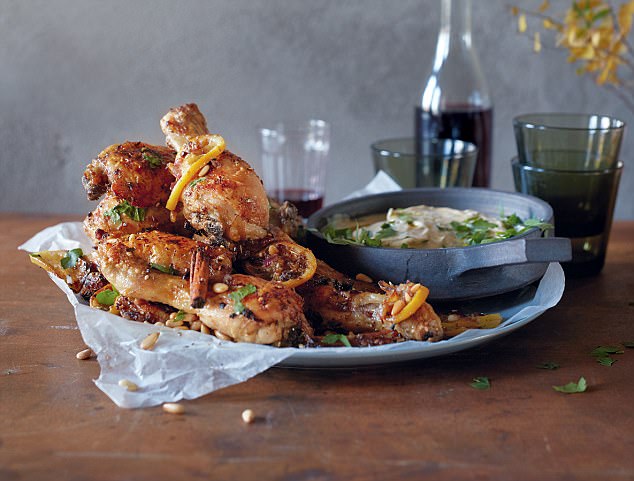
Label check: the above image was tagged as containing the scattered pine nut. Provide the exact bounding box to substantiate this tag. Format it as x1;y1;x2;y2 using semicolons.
118;379;138;391
140;332;160;350
241;409;255;424
166;318;184;328
215;331;233;342
201;324;212;335
391;300;405;316
163;402;185;414
197;164;210;177
268;244;279;255
190;320;202;331
355;273;373;283
212;282;229;294
76;348;93;360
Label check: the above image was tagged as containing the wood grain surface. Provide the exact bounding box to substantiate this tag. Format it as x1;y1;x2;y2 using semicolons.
1;214;633;481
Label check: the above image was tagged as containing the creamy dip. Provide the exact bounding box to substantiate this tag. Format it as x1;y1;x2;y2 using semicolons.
333;205;504;249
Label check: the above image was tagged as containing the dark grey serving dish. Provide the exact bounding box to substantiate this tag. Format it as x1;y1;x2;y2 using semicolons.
306;188;571;301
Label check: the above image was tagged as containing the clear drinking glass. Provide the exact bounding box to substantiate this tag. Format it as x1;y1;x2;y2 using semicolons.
259;120;330;217
372;138;477;188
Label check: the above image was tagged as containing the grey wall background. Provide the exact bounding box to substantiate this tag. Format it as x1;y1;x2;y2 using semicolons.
1;0;632;219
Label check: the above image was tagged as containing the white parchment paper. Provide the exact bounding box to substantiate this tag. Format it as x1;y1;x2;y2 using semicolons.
18;173;565;407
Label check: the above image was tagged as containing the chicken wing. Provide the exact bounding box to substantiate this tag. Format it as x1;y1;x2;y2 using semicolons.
298;261;443;341
95;235;310;345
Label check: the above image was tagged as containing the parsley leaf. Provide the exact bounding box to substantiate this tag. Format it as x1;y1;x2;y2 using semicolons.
95;286;119;306
536;361;560;370
228;284;257;314
150;263;178;275
591;346;624;357
553;377;587;393
142;148;163;168
61;248;83;269
470;377;490;390
104;200;146;224
321;333;352;347
188;178;205;188
597;357;616;366
174;310;186;321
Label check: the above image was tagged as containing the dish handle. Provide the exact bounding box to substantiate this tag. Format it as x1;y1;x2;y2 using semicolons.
449;237;572;276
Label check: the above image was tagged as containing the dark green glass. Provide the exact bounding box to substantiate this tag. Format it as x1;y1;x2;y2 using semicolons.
513;113;624;170
512;158;623;276
371;138;477;188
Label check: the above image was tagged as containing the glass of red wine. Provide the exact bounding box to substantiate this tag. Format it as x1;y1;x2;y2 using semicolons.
259;120;330;218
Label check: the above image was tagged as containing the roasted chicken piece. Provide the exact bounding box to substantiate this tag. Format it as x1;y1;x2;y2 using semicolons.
238;226;317;288
298;261;443;341
95;235;310;345
83;193;184;244
82;142;176;207
115;296;175;325
160;105;270;242
160;103;209;152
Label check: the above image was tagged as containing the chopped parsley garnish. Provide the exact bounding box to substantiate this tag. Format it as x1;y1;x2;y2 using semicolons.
150;263;178;275
536;361;560;370
553;377;587;393
142;148;163;168
470;377;490;390
95;286;119;306
61;248;83;269
321;333;352;347
174;310;186;321
228;284;257;314
591;345;624;366
319;211;552;248
188;178;205;188
104;200;146;224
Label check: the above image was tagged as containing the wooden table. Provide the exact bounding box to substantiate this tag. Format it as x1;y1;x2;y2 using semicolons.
1;214;633;481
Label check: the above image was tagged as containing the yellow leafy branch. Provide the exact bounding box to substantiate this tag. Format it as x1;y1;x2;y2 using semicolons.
512;1;634;92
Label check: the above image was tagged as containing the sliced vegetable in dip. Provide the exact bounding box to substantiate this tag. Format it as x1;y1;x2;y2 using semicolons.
320;204;552;249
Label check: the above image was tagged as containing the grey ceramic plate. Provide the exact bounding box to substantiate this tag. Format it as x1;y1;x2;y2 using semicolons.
306;188;571;301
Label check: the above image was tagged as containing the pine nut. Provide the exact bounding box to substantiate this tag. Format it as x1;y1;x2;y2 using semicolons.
118;379;138;391
404;292;412;303
201;324;212;335
140;332;160;350
155;321;165;326
447;314;459;321
215;331;233;342
166;318;184;328
197;164;210;177
268;244;279;255
391;300;405;316
212;282;229;294
163;402;185;414
355;273;373;283
190;320;202;331
76;348;93;360
241;409;255;424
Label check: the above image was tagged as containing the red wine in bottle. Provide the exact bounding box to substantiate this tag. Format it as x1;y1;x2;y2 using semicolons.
269;189;324;218
415;106;493;187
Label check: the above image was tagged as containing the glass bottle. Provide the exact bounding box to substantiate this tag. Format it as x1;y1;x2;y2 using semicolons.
415;0;493;187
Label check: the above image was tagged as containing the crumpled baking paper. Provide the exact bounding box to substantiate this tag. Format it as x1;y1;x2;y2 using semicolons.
18;172;565;407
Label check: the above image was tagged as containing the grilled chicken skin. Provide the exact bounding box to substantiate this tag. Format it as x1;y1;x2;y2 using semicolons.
95;235;310;345
83;193;183;244
160;103;209;152
82;141;175;208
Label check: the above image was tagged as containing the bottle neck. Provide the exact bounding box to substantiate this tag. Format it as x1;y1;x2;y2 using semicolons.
433;0;472;72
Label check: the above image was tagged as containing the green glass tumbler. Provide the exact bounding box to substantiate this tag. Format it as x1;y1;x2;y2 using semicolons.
512;157;623;276
371;138;477;188
513;113;624;170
